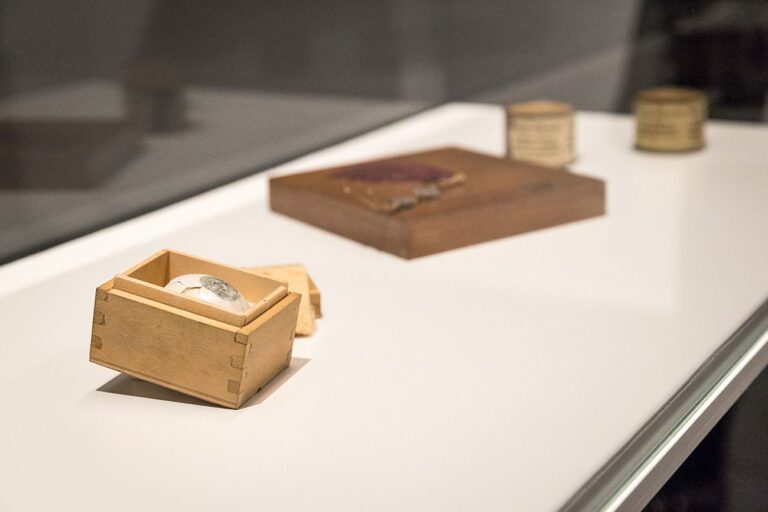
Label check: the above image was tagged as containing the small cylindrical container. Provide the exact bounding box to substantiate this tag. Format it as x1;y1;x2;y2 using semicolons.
505;100;575;168
634;87;707;152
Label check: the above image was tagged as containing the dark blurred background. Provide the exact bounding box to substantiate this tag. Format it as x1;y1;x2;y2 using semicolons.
643;363;768;512
0;0;766;263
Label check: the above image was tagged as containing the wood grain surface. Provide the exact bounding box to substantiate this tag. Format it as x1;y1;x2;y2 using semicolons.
270;147;605;259
90;251;302;408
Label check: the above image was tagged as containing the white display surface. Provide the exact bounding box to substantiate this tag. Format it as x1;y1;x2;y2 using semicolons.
0;104;766;512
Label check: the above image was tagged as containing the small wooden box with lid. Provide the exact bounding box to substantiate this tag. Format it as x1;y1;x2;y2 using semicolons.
89;250;301;408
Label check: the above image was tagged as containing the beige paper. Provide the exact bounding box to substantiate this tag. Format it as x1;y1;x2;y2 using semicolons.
246;264;318;336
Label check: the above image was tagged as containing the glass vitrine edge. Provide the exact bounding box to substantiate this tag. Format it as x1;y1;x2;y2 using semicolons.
559;297;768;512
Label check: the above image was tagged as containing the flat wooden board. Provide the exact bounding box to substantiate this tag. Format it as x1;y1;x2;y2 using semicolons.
270;147;605;259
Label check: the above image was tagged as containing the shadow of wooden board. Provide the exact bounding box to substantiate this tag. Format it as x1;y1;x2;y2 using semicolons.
269;147;605;259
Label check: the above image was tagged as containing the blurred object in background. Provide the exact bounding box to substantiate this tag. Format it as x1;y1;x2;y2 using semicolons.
0;119;141;189
633;87;707;152
673;1;768;121
122;59;188;134
619;0;768;121
505;100;575;168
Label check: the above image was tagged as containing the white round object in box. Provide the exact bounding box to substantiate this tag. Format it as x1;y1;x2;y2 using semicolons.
165;274;250;313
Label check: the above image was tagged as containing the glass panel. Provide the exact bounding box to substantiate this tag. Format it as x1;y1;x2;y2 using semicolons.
1;1;766;263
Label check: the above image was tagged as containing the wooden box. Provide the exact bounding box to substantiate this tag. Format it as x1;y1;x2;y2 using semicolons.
270;147;605;259
89;250;301;408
